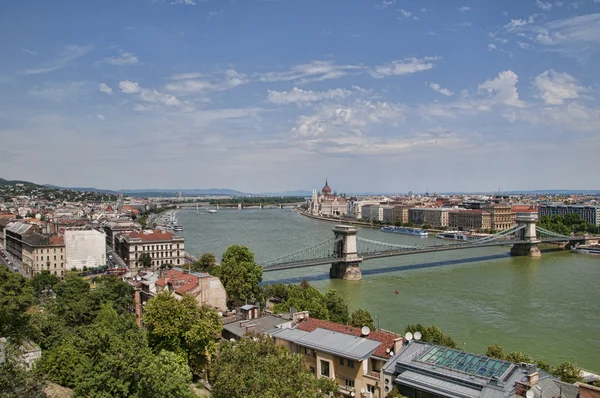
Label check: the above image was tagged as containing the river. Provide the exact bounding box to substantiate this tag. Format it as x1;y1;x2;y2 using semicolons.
176;208;600;371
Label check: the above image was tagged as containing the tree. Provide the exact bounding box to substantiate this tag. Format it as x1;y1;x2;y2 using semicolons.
139;252;152;268
210;335;337;398
486;345;505;360
139;350;195;398
214;245;263;308
54;276;96;326
142;292;223;374
30;271;60;297
38;337;88;388
0;267;34;340
264;283;289;302
191;253;216;274
324;290;349;325
90;275;134;315
272;282;329;320
505;351;533;364
350;309;375;330
404;324;457;348
553;361;582;384
0;343;48;398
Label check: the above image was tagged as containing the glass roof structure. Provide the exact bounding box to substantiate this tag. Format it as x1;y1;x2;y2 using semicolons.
416;346;512;379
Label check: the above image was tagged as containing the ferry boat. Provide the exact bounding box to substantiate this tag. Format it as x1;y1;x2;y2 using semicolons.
381;226;428;237
571;244;600;256
173;224;184;231
208;209;218;214
436;231;476;241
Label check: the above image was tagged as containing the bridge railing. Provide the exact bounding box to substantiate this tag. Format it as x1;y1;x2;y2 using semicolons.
261;237;342;268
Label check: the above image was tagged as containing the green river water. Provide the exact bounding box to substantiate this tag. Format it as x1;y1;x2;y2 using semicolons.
177;208;600;371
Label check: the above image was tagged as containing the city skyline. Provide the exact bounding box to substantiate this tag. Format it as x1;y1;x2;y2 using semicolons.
1;0;600;192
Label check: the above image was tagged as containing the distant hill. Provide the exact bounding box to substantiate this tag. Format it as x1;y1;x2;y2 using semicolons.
0;177;37;186
259;190;312;197
45;184;119;194
118;188;251;196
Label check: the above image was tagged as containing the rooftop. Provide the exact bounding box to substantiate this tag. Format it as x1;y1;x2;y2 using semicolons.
124;229;183;242
223;314;292;338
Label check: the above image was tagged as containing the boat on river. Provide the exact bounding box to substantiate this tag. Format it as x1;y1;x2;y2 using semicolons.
381;226;428;237
208;209;217;214
571;244;600;256
436;231;477;241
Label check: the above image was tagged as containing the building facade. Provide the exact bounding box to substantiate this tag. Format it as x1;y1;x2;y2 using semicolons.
64;229;107;270
487;204;515;231
21;233;66;278
115;229;185;269
408;208;449;228
5;222;37;262
449;210;491;231
391;206;410;225
361;205;383;222
538;204;600;227
154;267;227;311
307;180;348;217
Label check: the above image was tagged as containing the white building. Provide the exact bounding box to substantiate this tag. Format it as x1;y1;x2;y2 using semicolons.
65;229;107;270
361;205;383;222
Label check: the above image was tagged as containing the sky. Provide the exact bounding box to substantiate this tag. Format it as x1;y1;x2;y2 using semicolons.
1;0;599;194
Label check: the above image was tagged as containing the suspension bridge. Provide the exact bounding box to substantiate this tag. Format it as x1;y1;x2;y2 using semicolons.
260;213;596;280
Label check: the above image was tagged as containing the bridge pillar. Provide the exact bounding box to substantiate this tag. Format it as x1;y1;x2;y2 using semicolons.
330;225;363;280
260;204;263;209
279;204;283;209
238;203;242;210
511;213;541;257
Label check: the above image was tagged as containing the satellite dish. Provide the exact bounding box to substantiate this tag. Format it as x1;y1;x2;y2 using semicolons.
386;348;391;354
350;392;355;397
217;311;223;317
414;331;422;341
525;389;534;398
361;326;371;336
361;387;366;394
405;332;413;341
389;351;394;356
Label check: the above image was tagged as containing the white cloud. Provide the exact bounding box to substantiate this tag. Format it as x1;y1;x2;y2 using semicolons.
536;0;553;11
428;83;453;96
119;80;140;94
21;48;36;55
399;9;412;18
104;50;139;66
267;87;352;105
96;114;105;120
370;57;437;78
165;69;248;93
458;6;471;12
23;45;91;75
99;83;113;95
534;70;586;104
375;0;395;10
171;72;205;80
258;60;362;84
503;15;535;31
487;43;497;51
172;0;196;5
517;41;530;49
477;70;524;107
28;81;91;102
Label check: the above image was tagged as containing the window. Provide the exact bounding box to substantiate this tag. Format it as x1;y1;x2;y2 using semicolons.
339;358;344;366
54;255;56;260
345;379;355;388
60;255;63;260
367;385;375;394
320;360;330;377
296;345;302;354
347;360;354;369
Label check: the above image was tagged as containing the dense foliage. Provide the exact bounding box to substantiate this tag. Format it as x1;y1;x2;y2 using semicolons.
213;245;263;307
191;253;217;274
210;334;337;398
349;308;376;330
142;292;222;374
0;267;34;340
485;344;583;384
538;214;599;235
404;324;458;348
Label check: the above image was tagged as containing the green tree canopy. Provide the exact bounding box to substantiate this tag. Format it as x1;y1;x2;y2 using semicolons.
553;361;583;384
404;324;457;348
210;335;337;398
214;245;263;308
0;343;48;398
505;351;533;364
272;281;329;320
138;252;152;268
30;271;60;297
324;289;349;325
139;350;195;398
485;344;505;360
350;309;375;330
90;275;134;315
0;267;34;341
264;282;289;302
191;253;217;274
142;292;223;374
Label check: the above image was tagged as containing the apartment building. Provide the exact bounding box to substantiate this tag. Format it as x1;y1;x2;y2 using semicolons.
408;208;449;228
538;204;600;227
448;210;491;231
104;220;142;248
361;205;383;222
5;222;37;262
391;206;410;225
269;317;403;398
115;229;185;269
21;233;66;278
64;229;107;270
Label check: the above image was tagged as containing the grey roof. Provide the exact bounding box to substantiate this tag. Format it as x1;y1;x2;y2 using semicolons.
223;315;291;338
240;304;256;311
6;222;34;235
274;327;381;361
268;328;310;341
384;341;561;398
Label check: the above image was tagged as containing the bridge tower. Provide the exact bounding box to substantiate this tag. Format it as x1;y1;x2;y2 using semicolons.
330;225;363;280
510;212;541;257
238;203;242;210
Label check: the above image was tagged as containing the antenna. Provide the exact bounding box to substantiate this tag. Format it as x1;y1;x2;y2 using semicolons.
404;332;413;341
361;326;371;336
414;331;422;341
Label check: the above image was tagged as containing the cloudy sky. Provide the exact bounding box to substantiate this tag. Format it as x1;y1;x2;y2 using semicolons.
1;0;599;193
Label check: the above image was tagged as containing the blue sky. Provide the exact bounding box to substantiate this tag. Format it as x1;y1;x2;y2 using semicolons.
1;0;599;193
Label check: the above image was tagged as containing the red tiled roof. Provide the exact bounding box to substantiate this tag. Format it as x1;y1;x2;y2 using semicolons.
296;318;402;359
127;230;176;242
157;269;199;295
50;236;64;245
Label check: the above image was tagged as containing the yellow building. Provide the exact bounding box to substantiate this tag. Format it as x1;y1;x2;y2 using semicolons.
21;233;66;278
487;204;515;231
269;317;403;398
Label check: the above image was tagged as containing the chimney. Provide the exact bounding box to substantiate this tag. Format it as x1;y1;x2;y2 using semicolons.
245;324;256;333
292;311;309;324
393;337;404;354
578;382;600;398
